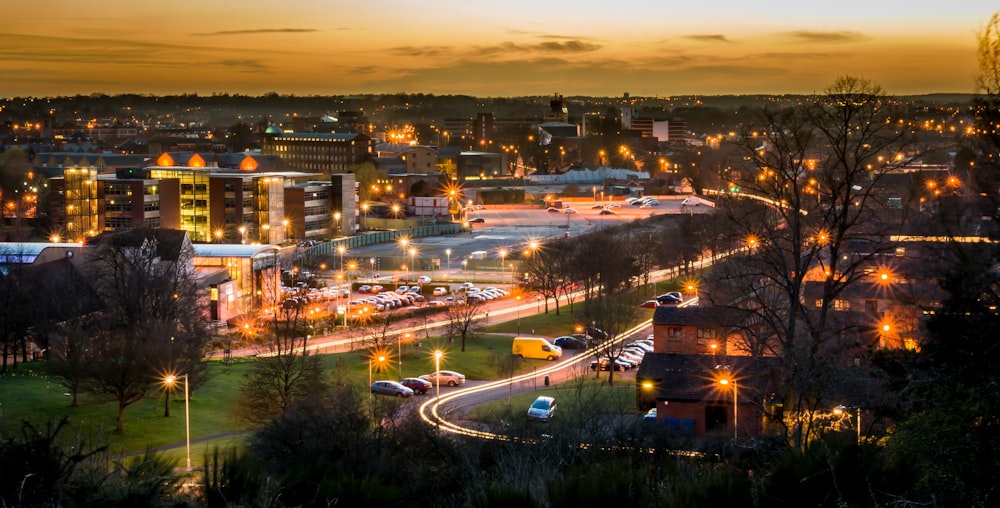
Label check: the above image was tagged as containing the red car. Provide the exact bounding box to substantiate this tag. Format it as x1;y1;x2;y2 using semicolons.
400;377;433;395
638;300;659;308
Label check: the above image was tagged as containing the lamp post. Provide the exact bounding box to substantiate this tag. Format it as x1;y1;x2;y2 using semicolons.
282;219;289;243
445;248;451;278
834;405;862;445
398;332;411;379
164;374;191;471
719;377;738;443
238;225;246;245
369;354;386;408
499;249;507;272
361;203;369;231
409;247;416;285
462;259;467;273
434;350;443;400
333;212;342;237
338;245;346;276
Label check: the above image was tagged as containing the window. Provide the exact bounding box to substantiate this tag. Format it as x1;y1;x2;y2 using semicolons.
668;327;682;341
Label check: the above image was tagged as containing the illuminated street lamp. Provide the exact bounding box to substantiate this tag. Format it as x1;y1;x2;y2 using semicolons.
833;405;862;445
408;247;416;285
499;248;507;271
399;332;411;379
434;350;443;400
718;375;738;443
368;354;387;407
163;374;191;471
333;212;342;237
238;225;246;245
445;248;451;276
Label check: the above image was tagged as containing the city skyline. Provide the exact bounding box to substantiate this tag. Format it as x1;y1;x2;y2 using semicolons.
0;1;992;98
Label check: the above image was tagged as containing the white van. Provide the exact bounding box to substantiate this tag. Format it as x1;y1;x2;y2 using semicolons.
512;337;562;361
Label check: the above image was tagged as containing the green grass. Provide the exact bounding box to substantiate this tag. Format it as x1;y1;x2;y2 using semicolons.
468;375;642;424
0;279;694;458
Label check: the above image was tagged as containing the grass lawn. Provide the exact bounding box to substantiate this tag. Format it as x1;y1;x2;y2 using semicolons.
468;375;642;425
0;279;691;459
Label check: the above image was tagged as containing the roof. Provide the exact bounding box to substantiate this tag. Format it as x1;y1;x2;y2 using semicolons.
86;228;190;262
267;132;364;142
637;353;779;403
652;305;746;327
192;244;280;259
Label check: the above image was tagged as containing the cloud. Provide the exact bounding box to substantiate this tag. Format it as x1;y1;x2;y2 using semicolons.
386;45;453;58
475;40;601;56
683;34;732;43
193;28;319;36
213;59;272;72
784;30;865;43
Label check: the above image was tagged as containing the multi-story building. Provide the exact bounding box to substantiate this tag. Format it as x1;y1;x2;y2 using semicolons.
49;163;355;244
260;127;372;173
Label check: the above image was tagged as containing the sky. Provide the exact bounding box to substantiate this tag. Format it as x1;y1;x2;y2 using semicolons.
0;1;994;98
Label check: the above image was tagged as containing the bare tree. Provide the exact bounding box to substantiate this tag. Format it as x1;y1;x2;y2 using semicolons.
446;297;485;352
80;229;210;432
236;297;326;427
709;76;915;448
586;295;643;386
521;238;571;314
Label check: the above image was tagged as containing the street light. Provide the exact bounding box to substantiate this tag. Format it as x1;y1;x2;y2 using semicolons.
338;245;346;277
399;332;410;380
369;354;387;407
333;212;342;237
434;350;443;400
163;374;191;471
719;376;738;443
408;247;416;285
238;225;246;245
834;405;862;445
445;248;451;277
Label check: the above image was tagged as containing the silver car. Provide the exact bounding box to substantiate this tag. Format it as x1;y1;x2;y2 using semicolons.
370;380;414;398
419;370;466;387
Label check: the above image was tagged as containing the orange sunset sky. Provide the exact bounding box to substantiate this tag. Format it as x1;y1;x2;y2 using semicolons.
0;1;993;97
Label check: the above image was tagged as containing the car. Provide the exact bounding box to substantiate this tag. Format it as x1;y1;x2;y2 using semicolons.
371;285;384;294
433;287;448;296
656;293;682;305
427;300;446;307
469;217;485;223
553;336;587;350
605;203;620;208
358;284;371;293
638;299;659;308
370;380;414;398
460;282;475;289
419;370;466;387
396;285;408;294
639;203;653;209
527;396;557;422
562;208;577;214
643;407;658;424
599;209;615;215
625;197;640;204
400;377;433;395
417;275;432;284
620;350;644;365
590;359;629;371
547;207;561;213
590;204;604;209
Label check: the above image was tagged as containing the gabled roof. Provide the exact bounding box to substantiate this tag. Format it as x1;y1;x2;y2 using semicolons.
652;305;746;327
637;352;778;403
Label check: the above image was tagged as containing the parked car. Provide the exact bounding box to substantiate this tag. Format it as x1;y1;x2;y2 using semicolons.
643;407;658;424
526;396;557;422
371;285;384;294
656;292;682;305
639;299;659;308
370;380;414;398
433;287;448;296
590;358;629;371
553;336;587;350
358;284;372;293
427;300;447;307
396;285;409;294
547;207;561;213
562;207;577;214
400;377;433;395
417;275;432;284
469;217;485;223
419;370;466;387
599;209;616;215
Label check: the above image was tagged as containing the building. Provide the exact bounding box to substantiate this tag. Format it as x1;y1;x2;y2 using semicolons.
260;128;372;174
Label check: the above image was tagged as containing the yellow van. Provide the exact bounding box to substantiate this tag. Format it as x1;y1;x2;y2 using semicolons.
512;337;563;361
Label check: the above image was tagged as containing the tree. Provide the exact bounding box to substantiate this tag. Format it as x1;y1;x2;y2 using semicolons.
709;76;914;448
521;238;571;314
349;162;388;203
81;229;210;433
236;296;326;427
586;295;643;385
446;296;485;352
